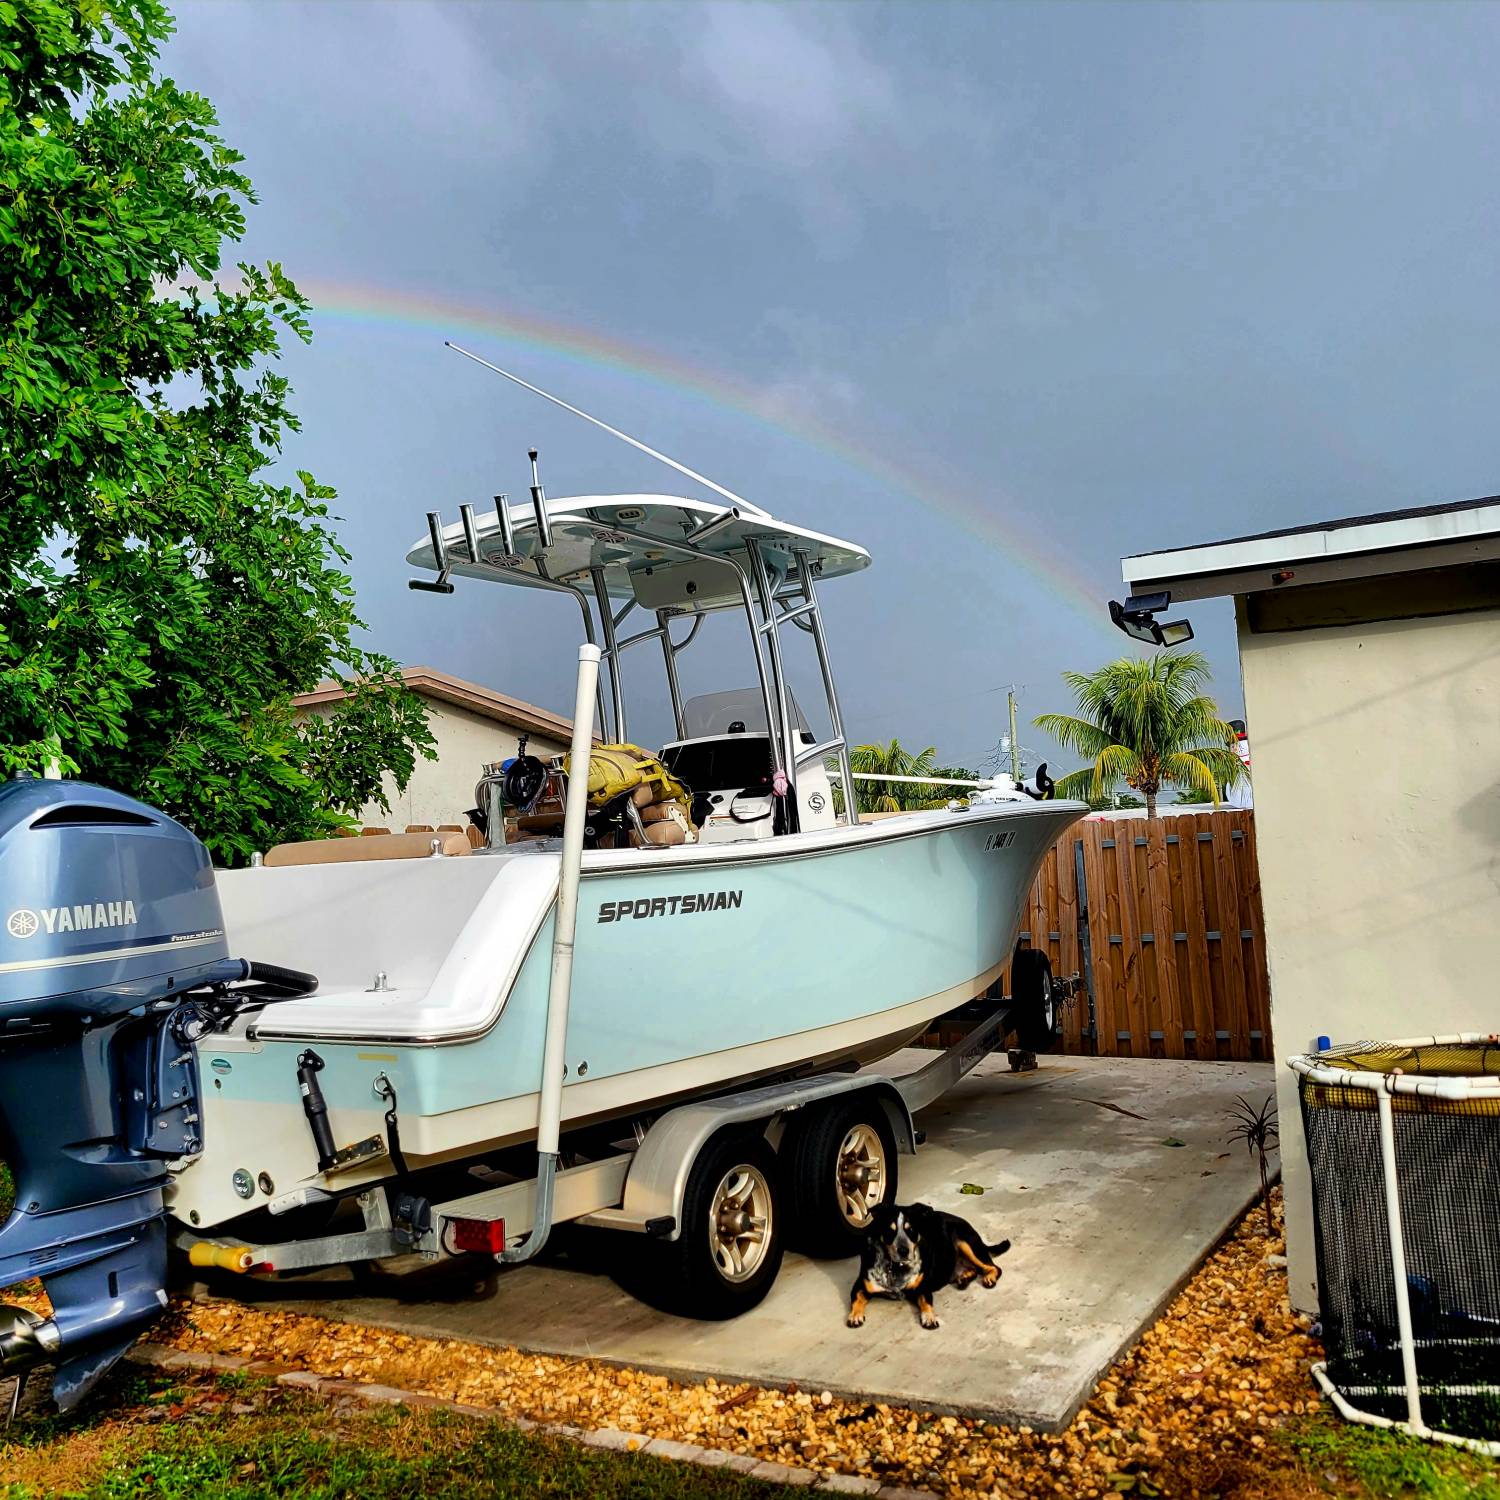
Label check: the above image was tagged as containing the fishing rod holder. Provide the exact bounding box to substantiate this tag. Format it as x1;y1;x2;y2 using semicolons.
409;510;456;594
459;503;482;564
493;493;517;557
685;505;741;544
529;449;554;549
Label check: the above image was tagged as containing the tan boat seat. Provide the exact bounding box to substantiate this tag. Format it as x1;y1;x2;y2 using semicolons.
263;831;472;867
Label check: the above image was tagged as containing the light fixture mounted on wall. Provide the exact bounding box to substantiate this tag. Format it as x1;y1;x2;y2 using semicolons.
1108;591;1195;648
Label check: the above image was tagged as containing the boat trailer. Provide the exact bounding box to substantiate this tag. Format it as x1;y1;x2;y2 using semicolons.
171;994;1024;1280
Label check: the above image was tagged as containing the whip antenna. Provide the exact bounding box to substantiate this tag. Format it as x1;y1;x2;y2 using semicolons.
444;341;768;518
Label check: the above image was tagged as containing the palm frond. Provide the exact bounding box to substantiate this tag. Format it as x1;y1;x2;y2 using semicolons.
1033;713;1117;761
1158;751;1219;801
1092;743;1144;798
1052;768;1098;801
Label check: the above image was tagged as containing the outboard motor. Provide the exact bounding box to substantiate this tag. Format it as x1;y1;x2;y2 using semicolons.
0;777;314;1410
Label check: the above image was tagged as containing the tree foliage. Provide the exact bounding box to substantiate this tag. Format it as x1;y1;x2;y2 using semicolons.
846;739;975;813
1034;651;1242;818
0;0;434;862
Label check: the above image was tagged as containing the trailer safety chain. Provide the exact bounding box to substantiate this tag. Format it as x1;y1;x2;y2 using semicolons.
372;1073;409;1177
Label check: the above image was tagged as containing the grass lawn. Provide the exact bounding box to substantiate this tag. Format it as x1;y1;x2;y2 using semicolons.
0;1367;803;1500
2;1364;1499;1500
1276;1417;1500;1500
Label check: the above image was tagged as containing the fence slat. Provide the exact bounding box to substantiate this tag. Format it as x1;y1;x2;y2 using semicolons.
1144;820;1184;1056
1209;814;1251;1056
1237;812;1271;1056
1113;830;1147;1056
1080;823;1117;1054
1056;837;1082;1052
1177;813;1217;1060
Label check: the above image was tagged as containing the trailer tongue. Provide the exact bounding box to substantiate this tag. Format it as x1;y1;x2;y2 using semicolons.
0;777;313;1410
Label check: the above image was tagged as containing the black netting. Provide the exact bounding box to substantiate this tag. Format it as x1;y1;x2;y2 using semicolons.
1301;1042;1500;1442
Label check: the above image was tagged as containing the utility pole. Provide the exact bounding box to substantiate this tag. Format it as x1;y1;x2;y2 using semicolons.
1007;686;1021;785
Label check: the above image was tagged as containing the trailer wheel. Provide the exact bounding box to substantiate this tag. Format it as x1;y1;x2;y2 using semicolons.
784;1096;898;1258
1012;946;1061;1052
625;1131;784;1320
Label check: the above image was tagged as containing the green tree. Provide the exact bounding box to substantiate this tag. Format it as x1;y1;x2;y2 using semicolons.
1035;652;1243;819
846;739;975;813
0;0;434;863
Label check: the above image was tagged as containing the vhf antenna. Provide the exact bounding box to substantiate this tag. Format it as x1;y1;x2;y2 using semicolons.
444;341;770;519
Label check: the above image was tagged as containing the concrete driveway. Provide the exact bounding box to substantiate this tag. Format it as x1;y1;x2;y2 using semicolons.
230;1053;1276;1431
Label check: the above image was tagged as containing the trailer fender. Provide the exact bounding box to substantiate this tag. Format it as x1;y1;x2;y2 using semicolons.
583;1074;915;1243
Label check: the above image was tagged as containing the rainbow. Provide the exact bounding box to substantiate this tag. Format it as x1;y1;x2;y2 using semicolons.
260;275;1115;627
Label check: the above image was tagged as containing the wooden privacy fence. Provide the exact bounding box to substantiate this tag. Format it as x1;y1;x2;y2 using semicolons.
1005;810;1271;1061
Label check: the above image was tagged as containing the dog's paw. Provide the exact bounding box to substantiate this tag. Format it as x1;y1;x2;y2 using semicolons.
982;1269;1000;1289
920;1311;940;1330
846;1312;865;1328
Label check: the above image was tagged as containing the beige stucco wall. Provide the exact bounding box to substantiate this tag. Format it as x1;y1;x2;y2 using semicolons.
300;697;567;831
1240;600;1500;1311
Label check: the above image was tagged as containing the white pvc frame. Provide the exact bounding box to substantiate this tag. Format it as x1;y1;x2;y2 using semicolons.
1290;1033;1500;1457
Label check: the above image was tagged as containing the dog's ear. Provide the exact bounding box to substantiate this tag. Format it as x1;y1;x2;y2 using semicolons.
901;1201;934;1229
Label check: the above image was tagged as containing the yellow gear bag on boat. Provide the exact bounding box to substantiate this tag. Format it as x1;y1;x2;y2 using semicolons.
564;743;693;818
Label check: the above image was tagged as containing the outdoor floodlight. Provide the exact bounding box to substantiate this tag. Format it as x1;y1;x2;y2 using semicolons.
1108;592;1195;649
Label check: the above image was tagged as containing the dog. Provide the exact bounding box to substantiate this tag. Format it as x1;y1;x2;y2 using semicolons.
847;1201;1010;1331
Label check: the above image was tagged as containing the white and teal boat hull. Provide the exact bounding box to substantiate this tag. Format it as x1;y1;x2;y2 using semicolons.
170;800;1083;1229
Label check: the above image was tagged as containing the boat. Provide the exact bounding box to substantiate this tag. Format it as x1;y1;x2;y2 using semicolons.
0;363;1085;1408
176;474;1081;1203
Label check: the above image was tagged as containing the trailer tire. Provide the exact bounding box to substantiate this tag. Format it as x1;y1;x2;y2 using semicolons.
623;1131;784;1320
784;1096;898;1258
1012;946;1061;1052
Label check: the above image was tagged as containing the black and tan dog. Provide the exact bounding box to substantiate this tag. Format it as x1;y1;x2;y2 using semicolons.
847;1201;1010;1331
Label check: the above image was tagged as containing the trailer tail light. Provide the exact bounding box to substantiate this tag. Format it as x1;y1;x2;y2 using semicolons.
448;1216;506;1254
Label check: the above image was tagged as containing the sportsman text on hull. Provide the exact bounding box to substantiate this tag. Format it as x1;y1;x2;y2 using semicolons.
597;890;744;923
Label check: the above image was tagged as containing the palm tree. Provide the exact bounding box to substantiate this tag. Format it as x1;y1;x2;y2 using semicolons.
847;739;968;813
1034;652;1244;818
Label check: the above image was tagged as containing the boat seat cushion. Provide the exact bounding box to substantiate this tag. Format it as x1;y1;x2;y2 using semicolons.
264;831;472;867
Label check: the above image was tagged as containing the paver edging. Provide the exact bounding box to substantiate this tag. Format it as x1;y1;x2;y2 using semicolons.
127;1344;930;1496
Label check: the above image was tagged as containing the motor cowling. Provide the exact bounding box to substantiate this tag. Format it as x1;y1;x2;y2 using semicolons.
0;777;232;1012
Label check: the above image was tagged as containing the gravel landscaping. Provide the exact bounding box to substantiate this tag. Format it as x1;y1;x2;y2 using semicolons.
154;1189;1332;1496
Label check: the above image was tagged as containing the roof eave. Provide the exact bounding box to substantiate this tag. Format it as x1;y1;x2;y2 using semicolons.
292;666;573;739
1124;506;1500;603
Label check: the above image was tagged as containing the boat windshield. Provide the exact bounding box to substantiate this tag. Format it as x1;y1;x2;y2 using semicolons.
681;689;813;741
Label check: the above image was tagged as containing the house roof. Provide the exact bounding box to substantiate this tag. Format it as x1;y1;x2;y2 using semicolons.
1122;494;1500;603
293;666;573;741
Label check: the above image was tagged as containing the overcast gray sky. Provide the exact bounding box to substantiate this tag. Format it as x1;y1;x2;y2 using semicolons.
164;1;1500;774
